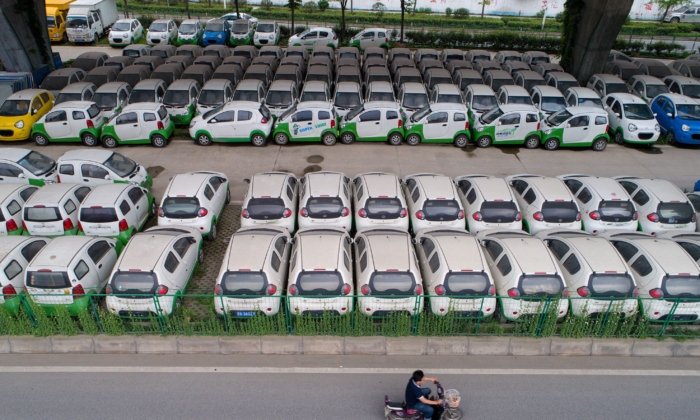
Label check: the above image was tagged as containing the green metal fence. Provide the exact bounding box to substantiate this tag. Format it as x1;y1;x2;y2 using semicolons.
1;291;699;338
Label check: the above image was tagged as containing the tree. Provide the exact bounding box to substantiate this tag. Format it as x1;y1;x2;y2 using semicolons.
318;0;329;12
304;1;316;14
185;0;190;19
478;0;491;18
287;0;302;34
400;0;415;42
235;0;240;17
372;2;386;20
653;0;692;22
339;0;349;41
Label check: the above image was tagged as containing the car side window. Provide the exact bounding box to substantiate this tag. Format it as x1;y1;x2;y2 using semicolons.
271;252;281;272
386;110;399;120
7;200;21;216
72;111;85;120
128;187;145;204
618;181;637;195
632;189;650;206
274;236;286;255
359;110;381;122
4;260;22;280
500;114;520;125
457;180;471;195
164;252;179;273
484;240;503;260
204;185;214;200
563;179;582;194
512;180;528;195
173;237;193;258
292;110;313;122
595;116;607;125
563;254;581;275
40;92;51;103
82;164;108;179
88;240;112;263
633;82;644;95
45;110;67;123
74;260;89;280
465;188;477;204
212;111;235;123
75;187;91;203
523;188;536;205
19;187;38;202
688;194;700;212
209;177;222;191
356;236;366;255
611;101;622;116
356;184;364;200
64;199;76;215
21;240;46;262
605;96;615;107
143;113;156;122
569;116;589;127
286;185;294;200
411;186;420;203
669;82;681;94
595;81;605;94
680;242;700;262
31;97;42;111
238;110;253;121
526;114;538;123
359;252;368;271
318;110;331;120
663;101;674;116
116;112;138;125
120;200;131;215
577;188;593;203
496;255;512;275
422;238;436;256
428;252;440;273
631;255;653;277
0;164;22;177
612;241;638;262
427;112;448;123
119;89;128;102
59;164;74;175
548;239;570;260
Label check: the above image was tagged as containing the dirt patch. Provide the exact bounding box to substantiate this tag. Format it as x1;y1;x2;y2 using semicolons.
146;166;165;178
306;155;324;164
303;165;323;174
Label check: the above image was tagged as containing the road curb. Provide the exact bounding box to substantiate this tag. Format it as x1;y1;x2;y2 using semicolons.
0;336;698;356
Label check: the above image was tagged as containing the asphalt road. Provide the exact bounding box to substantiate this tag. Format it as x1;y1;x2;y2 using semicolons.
0;354;697;419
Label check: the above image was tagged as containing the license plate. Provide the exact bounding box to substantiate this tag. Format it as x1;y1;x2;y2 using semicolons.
234;311;256;317
675;224;688;228
614;223;626;226
76;39;84;42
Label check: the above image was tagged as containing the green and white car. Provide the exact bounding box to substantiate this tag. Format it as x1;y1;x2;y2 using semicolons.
404;103;470;147
229;19;255;46
92;82;132;120
272;102;339;146
55;150;153;189
31;101;106;147
163;79;201;126
349;28;391;51
101;103;175;148
0;236;49;315
189;101;273;146
176;19;203;46
0;184;39;235
540;106;610;151
22;183;91;237
109;19;144;47
0;149;58;187
471;104;542;148
464;84;498;130
339;101;405;145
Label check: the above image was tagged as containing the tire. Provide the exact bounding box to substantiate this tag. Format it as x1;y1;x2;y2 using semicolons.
81;132;97;147
442;407;464;420
498;310;509;324
33;133;49;146
322;132;337;146
93;33;98;43
251;133;266;146
667;131;677;146
274;132;289;145
592;138;607;151
671;17;680;23
453;134;468;148
197;133;212;146
614;131;624;145
544;138;559;151
524;135;540;149
198;248;204;264
340;132;355;144
149;200;157;218
388;132;403;145
62;32;68;43
406;134;421;146
225;188;231;204
102;136;118;148
476;135;492;148
151;134;167;148
207;223;217;241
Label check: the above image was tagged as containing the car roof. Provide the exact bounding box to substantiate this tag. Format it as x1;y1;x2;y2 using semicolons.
664;75;699;84
367;67;390;75
25;183;77;205
629;75;665;85
88;66;119;75
251;172;293;197
0;183;29;200
122;102;162;112
627;178;685;201
221;100;260;111
658;93;698;104
564;236;628;272
0;148;31;163
469;177;514;201
303;81;327;91
426;230;484;271
277;66;301;75
53;100;94;110
363;229;411;270
499;85;530;96
168;79;198;90
608;93;645;103
401;82;426;93
335;81;361;92
525;51;548;56
305;172;344;196
396;67;421;76
8;89;48;100
549;72;577;81
363;100;400;110
58;149;113;163
183;64;213;74
561;175;628;200
296;101;333;110
119;65;151;75
226;228;279;271
269;79;294;90
76;52;109;59
181;18;199;24
152;19;172;24
409;174;456;199
566;106;607;116
298;228;345;270
426;68;451;77
632;238;700;275
359;172;399;197
485;70;512;79
498;104;539;113
593;74;626;83
202;79;231;90
566;87;599;98
29;236;95;268
166;172;213;196
521;176;573;201
119;232;177;270
58;82;94;94
500;237;557;273
428;102;467;112
516;70;544;80
531;85;564;96
0;236;43;261
82;183;131;206
133;79;165;89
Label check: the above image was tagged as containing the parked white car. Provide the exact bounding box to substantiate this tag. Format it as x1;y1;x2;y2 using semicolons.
298;172;352;231
604;93;660;145
56;150;152;189
454;175;522;234
254;22;280;46
339;101;404;145
241;172;298;232
197;79;234;115
22;183;91;237
190;101;273;147
349;28;390;50
288;27;339;50
352;172;408;231
0;236;49;314
92;82;132;120
0;184;39;236
31;101;105;147
402;174;465;235
0;149;57;187
109;19;144;47
564;87;603;108
146;19;178;46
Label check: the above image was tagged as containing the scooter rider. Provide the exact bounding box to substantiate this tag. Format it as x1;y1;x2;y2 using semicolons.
406;370;443;420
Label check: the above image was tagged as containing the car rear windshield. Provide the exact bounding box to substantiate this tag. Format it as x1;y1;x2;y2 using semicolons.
519;274;564;297
247;197;285;220
399;76;422;86
110;271;158;296
306;197;344;218
480;201;519;223
365;197;402;219
368;75;391;84
598;201;635;222
531;56;549;64
541;201;579;223
524;80;545;91
233;89;258;101
18;151;54;176
557;81;579;92
161;197;199;219
80;207;118;223
25;207;61;222
422;199;460;221
221;271;267;296
490;79;513;92
40;76;69;91
296;271;343;296
129;89;154;103
54;93;82;105
663;275;700;299
606;83;629;94
103;152;137;177
27;271;70;289
658;202;695;224
444;272;490;296
369;272;415;296
589;274;636;298
276;73;296;82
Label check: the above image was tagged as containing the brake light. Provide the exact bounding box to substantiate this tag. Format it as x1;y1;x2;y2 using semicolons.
515;212;522;222
589;211;601;220
633;211;639;221
414;284;423;295
5;219;18;232
63;218;74;231
536;122;540;130
435;285;446;295
457;210;464;220
472;211;482;221
86;120;94;129
155;285;169;295
341;283;351;295
398;119;402;127
361;284;370;295
488;285;496;296
105;284;113;294
300;207;308;217
649;288;663;299
562;289;569;298
533;212;544;221
198;208;208;217
22;221;27;232
157;121;164;130
57;175;61;183
577;286;590;297
289;284;299;295
118;219;128;231
72;284;85;298
465;121;469;130
416;210;425;220
647;212;659;222
77;222;83;232
385;37;389;42
2;284;17;298
633;287;639;298
242;209;250;218
341;207;350;217
693;214;698;223
400;208;407;218
215;284;222;295
266;284;277;295
358;208;367;218
158;207;164;217
333;36;337;40
261;118;268;124
282;208;292;218
330;119;335;128
575;212;582;222
507;288;520;297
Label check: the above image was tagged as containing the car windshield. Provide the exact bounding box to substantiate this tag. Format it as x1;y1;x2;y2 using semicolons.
301;91;327;102
480;201;520;223
150;50;169;59
47;16;56;28
162;196;200;219
369;272;416;296
647;66;672;78
480;106;504;124
578;97;603;107
18;151;55;176
422;199;461;221
337;74;360;84
677;104;700;120
541;96;567;113
206;22;224;32
460;78;483;90
0;100;30;116
179;23;197;34
508;95;532;105
150;23;168;32
202;104;224;119
221;271;267;296
129;89;154;103
92;92;117;110
247;198;285;220
233;89;259;101
198;90;224;106
27;271;70;289
645;84;669;98
296;271;343;296
365;197;402;219
589;274;636;298
279;105;297;121
123;49;141;58
40;76;69;91
658;202;695;224
257;23;275;32
606;83;629;94
25;206;61;222
623;103;654;120
444;272;491;296
232;23;249;34
66;17;88;28
163;89;189;106
335;91;361;108
80;207;118;223
546;109;572;126
54;93;82;105
266;90;292;106
541;201;579;223
113;22;131;31
472;95;498;111
110;271;157;296
243;73;267;83
346;105;364;121
368;75;391;84
682;84;700;98
103;153;137;177
598;201;635;222
276;73;297;82
403;92;429;109
491;79;514;91
520;275;564;297
306;197;344;218
437;94;463;104
410;105;431;122
663;275;700;299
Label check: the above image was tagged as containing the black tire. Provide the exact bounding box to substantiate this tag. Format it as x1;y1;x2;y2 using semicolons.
476;135;492;148
62;32;68;43
82;132;97;147
151;134;167;148
149;200;157;218
207;223;217;241
33;133;49;146
442;407;464;420
524;135;540;149
388;132;402;145
406;133;421;146
453;134;468;148
544;138;559;151
592;138;607;151
614;131;624;145
225;188;231;204
667;131;677;146
274;132;289;145
93;33;98;43
322;132;337;146
340;132;355;144
671;17;680;23
102;136;118;148
251;133;266;146
198;248;204;264
196;133;212;146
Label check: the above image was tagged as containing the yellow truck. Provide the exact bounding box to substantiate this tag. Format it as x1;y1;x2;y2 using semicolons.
46;0;76;43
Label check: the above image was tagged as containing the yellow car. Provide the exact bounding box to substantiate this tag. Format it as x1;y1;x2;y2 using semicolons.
0;89;54;141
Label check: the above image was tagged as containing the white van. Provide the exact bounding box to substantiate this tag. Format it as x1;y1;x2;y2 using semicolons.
241;172;298;233
355;227;423;316
22;183;91;237
352;173;408;231
0;184;39;236
415;228;496;317
214;226;291;317
298;172;352;231
287;227;354;316
402;174;465;235
454;175;522;234
0;236;50;315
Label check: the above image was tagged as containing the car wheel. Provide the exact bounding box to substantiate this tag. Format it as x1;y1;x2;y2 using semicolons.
671;17;680;23
524;135;540;149
102;136;117;148
149;201;157;218
406;134;421;146
93;33;98;43
544;138;559;150
198;248;204;264
62;32;68;43
340;132;355;144
33;133;49;146
388;132;403;145
476;136;492;148
592;138;607;151
151;134;167;148
274;132;289;145
453;134;468;148
207;223;217;241
667;131;677;146
251;133;266;146
225;188;231;204
322;132;337;146
614;131;624;145
82;133;97;147
197;133;212;146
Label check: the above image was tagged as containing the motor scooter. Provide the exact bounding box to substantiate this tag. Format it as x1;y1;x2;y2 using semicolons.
384;381;462;420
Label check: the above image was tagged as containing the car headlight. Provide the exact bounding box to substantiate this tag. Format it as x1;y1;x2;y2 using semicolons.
255;34;259;38
682;124;691;132
190;121;196;128
53;33;60;38
160;33;166;39
14;120;24;129
476;127;484;132
405;124;412;130
269;34;274;39
340;122;346;129
217;34;222;39
628;123;638;132
655;124;661;132
544;129;552;135
203;33;207;38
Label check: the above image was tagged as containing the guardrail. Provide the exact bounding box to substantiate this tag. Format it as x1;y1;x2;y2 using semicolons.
2;292;698;338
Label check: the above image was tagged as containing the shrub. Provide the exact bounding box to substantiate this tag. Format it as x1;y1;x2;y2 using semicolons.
646;41;685;56
612;39;645;56
372;2;386;19
417;7;432;14
295;25;307;35
555;12;564;22
260;0;274;10
445;7;452;17
453;8;469;19
318;0;329;12
303;1;316;13
280;24;290;38
137;15;156;30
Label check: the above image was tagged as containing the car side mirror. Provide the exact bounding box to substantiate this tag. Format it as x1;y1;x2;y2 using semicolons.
289;238;295;245
411;238;417;245
18;173;25;179
566;123;571;128
654;113;658;117
614;113;620;118
104;175;112;181
667;112;674;118
243;178;250;183
497;121;502;126
32;108;38;115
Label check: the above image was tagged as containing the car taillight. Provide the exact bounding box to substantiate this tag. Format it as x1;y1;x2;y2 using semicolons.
266;284;277;295
341;207;350;217
414;284;423;295
398;119;402;127
215;284;223;295
536;122;540;130
472;211;482;221
289;284;299;295
633;211;639;221
400;208;407;218
575;212;582;222
242;209;250;218
282;208;292;218
488;285;496;296
577;286;590;297
157;121;164;130
589;210;601;220
158;207;164;217
261;118;268;124
693;213;698;223
63;218;74;231
105;284;113;294
57;175;61;183
86;119;94;129
515;212;522;222
2;284;17;298
333;36;337;40
77;222;83;232
358;208;367;218
22;221;27;232
416;210;425;220
465;121;470;130
198;208;208;217
361;284;370;295
331;119;335;128
341;283;351;295
647;212;659;222
633;287;639;298
118;219;128;231
507;288;520;297
5;219;18;232
562;289;569;298
72;284;85;298
456;210;464;220
649;288;663;299
435;285;446;296
300;207;308;217
155;285;169;295
533;212;544;222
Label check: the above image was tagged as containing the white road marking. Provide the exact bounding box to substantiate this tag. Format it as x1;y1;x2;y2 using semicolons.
0;366;698;376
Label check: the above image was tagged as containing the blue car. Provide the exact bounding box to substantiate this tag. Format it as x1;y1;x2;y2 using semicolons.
651;93;700;145
202;19;231;46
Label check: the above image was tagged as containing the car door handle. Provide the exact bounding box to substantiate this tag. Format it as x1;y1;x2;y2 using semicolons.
62;122;67;125
514;125;519;128
133;124;138;127
442;124;447;126
136;206;140;209
83;179;89;182
583;127;588;130
98;264;102;269
307;122;312;125
375;122;380;125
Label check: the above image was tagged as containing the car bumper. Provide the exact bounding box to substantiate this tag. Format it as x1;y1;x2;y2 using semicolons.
428;296;497;317
412;219;466;234
527;220;581;235
288;296;353;316
0;126;32;141
622;130;659;144
467;221;522;234
499;297;569;321
569;298;638;318
241;217;295;232
355;218;409;232
159;216;212;236
641;299;700;322
582;219;637;234
106;294;177;317
298;216;352;231
638;220;695;235
358;296;423;316
31;294;93;316
214;295;282;317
